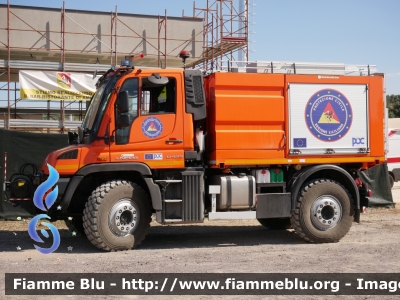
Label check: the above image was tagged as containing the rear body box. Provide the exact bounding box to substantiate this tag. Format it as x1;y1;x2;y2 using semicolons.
204;72;385;167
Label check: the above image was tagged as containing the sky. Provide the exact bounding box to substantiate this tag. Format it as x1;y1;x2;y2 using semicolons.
2;0;400;95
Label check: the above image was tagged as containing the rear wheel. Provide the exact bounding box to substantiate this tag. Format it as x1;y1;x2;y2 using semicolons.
83;180;151;251
257;218;292;230
291;179;354;243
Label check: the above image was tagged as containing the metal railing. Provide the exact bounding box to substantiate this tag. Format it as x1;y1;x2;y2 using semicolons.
0;119;81;130
221;60;379;76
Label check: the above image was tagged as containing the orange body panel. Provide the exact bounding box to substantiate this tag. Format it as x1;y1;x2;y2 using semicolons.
43;146;81;175
43;142;110;176
204;72;385;167
205;73;286;163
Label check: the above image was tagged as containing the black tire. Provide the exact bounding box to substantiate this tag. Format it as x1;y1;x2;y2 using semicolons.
64;217;86;236
291;179;354;243
83;180;151;251
257;218;292;230
389;174;395;189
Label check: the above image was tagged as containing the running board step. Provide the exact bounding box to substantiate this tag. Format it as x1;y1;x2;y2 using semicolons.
164;199;183;203
155;180;182;183
164;219;183;223
208;211;256;220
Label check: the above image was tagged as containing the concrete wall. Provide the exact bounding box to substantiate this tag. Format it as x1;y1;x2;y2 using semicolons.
0;5;203;65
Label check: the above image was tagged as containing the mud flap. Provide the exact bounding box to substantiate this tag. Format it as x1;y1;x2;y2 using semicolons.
358;163;394;207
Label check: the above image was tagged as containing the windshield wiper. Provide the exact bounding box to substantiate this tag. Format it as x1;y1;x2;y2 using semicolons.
95;68;115;88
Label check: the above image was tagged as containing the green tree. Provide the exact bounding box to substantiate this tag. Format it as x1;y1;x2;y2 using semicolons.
387;94;400;118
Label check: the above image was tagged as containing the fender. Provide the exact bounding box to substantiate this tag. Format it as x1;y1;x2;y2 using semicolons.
287;164;360;222
59;162;161;211
76;162;152;176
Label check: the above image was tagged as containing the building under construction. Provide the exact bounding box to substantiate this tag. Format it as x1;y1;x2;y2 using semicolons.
0;0;250;132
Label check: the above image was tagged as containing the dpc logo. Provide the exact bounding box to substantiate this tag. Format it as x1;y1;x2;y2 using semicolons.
352;137;365;147
27;164;60;254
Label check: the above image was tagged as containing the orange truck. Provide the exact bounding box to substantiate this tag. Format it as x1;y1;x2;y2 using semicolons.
6;60;390;251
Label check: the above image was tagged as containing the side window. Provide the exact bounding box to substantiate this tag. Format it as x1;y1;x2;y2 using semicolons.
141;77;176;115
115;78;138;144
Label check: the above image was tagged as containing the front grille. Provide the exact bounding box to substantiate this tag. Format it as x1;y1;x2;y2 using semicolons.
57;149;78;159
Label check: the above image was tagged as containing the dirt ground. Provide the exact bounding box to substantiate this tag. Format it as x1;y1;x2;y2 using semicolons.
1;183;400;300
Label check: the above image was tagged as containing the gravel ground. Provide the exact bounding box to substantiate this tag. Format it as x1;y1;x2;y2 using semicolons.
1;182;400;300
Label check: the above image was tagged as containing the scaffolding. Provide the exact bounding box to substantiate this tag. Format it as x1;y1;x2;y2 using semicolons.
0;0;249;133
186;0;249;71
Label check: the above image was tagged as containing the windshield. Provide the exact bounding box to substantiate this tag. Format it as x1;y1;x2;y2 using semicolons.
81;81;107;130
81;75;118;134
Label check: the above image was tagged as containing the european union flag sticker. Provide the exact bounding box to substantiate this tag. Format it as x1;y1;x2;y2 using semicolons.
145;154;154;160
293;138;307;148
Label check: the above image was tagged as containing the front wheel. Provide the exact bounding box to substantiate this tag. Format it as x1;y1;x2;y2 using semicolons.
291;179;354;243
83;180;151;251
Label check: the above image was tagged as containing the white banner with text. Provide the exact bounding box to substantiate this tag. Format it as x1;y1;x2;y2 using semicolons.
19;71;97;101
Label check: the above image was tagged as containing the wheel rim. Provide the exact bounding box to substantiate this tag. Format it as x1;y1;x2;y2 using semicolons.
108;199;140;236
310;195;342;231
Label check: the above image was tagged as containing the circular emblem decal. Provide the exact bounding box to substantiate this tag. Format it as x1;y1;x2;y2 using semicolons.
305;89;352;142
142;117;163;138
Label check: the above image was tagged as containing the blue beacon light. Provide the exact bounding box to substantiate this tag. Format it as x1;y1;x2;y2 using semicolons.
121;60;131;67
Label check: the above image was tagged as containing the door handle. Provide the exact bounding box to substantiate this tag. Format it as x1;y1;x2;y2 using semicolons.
166;139;183;144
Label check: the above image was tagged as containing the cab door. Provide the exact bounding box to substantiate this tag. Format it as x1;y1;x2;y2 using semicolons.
109;73;185;169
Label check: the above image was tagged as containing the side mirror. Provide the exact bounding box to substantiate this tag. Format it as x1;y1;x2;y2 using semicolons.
116;114;130;128
117;91;129;113
77;127;83;143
